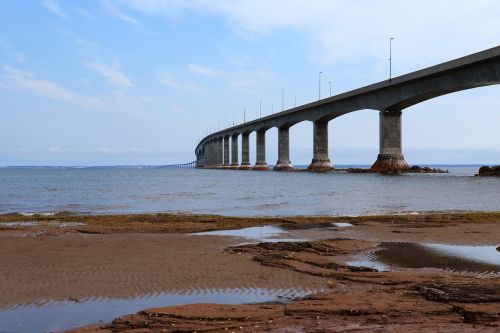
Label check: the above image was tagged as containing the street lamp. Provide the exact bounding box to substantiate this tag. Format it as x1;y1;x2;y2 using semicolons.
259;99;262;118
389;37;394;81
244;107;246;123
294;94;297;107
318;71;322;101
328;81;332;97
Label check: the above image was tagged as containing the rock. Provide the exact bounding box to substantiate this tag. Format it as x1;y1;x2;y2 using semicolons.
407;165;448;174
477;165;500;177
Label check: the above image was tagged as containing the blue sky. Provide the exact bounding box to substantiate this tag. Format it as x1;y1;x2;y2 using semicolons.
1;0;499;166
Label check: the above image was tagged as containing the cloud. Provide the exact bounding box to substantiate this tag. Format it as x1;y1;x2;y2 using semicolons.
186;64;275;94
86;62;133;87
159;71;200;91
41;0;66;18
189;64;220;76
101;0;140;25
0;40;25;62
1;66;103;110
0;66;147;115
116;0;500;70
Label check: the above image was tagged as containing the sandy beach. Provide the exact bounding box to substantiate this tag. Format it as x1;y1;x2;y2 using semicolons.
0;211;499;332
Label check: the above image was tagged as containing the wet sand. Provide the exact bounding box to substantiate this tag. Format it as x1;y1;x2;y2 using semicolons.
0;211;499;332
0;234;325;308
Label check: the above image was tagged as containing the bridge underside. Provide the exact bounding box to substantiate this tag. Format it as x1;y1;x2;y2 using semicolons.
195;47;500;172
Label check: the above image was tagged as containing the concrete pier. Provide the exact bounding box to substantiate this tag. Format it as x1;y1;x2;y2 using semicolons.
370;111;409;172
231;134;239;167
240;133;252;169
274;126;294;171
207;141;214;165
223;136;230;167
254;130;268;170
217;138;223;166
307;121;333;172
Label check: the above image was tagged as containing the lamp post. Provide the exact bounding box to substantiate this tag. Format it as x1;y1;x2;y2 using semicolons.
389;37;394;81
318;71;322;101
294;94;296;107
328;81;332;97
259;99;262;118
244;107;246;123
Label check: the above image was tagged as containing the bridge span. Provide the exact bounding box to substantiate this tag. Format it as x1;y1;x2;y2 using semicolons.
195;46;500;172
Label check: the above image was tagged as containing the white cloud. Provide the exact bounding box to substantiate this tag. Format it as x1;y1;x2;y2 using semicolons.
189;64;220;76
102;0;140;25
186;64;275;94
116;0;500;70
74;8;93;19
159;71;200;91
0;40;25;62
86;62;133;87
0;66;147;115
41;0;66;18
1;66;103;110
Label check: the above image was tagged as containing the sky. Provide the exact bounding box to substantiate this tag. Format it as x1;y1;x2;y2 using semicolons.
1;0;499;166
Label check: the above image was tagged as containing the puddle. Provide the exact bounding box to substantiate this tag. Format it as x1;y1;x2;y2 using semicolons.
48;222;85;228
195;225;286;240
0;222;40;227
332;222;354;227
347;242;500;275
194;222;353;244
0;288;316;333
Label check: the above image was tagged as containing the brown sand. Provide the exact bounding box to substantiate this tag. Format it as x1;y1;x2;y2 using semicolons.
0;233;325;308
0;211;499;332
67;238;500;333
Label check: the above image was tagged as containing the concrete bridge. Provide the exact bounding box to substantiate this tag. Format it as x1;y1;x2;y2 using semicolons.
164;161;196;168
195;46;500;172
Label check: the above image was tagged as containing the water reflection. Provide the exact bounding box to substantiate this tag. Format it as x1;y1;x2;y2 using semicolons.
0;288;316;333
348;242;500;275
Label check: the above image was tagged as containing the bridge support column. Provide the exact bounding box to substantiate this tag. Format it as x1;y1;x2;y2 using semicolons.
370;110;409;172
274;126;293;171
209;141;216;167
231;134;239;168
254;130;268;170
308;120;333;172
215;138;222;166
223;136;230;167
240;133;252;169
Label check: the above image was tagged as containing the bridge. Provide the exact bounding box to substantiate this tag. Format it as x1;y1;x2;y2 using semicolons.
163;161;196;168
195;46;500;172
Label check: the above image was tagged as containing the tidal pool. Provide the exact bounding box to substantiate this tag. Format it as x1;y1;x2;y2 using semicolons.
0;288;317;333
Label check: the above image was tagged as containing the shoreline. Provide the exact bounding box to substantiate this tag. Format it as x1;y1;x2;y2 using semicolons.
1;211;499;332
2;210;500;236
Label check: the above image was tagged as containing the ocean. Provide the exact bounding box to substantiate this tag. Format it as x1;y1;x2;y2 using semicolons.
0;165;498;216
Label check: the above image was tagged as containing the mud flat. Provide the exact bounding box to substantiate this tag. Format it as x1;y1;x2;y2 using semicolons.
0;211;499;332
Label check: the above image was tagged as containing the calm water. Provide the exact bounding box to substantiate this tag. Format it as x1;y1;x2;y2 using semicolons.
0;288;314;333
0;165;499;216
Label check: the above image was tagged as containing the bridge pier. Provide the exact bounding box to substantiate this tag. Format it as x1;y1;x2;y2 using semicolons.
210;141;216;166
307;120;333;172
274;126;293;171
231;134;239;168
253;130;268;170
240;133;252;169
217;138;223;166
370;110;409;172
223;136;230;167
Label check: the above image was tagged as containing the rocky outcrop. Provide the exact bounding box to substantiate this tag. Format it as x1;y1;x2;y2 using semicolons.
407;165;448;173
477;165;500;177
